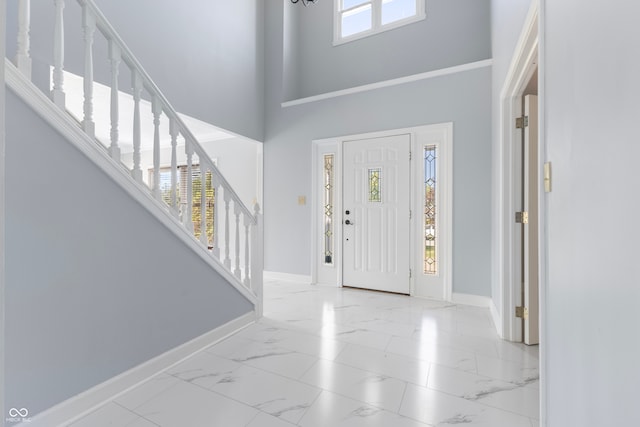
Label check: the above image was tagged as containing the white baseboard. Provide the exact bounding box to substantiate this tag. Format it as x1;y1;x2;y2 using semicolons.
23;312;256;427
451;292;492;308
490;299;503;339
263;271;312;284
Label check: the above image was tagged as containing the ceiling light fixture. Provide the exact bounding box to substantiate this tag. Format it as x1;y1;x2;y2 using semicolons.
291;0;317;6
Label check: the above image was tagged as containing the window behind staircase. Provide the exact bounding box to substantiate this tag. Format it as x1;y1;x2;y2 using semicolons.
152;166;215;245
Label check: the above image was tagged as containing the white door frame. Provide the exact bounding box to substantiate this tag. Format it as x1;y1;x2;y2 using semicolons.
496;2;539;343
311;124;452;301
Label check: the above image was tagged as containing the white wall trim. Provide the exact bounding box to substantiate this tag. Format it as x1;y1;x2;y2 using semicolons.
282;59;493;108
264;271;312;284
21;312;256;427
451;293;492;308
5;59;257;306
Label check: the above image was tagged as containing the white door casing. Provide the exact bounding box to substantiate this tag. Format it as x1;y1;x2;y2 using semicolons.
524;94;539;345
311;124;452;300
342;134;411;294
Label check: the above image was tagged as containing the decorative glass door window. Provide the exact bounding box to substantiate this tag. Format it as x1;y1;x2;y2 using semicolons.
369;168;382;202
323;154;335;265
424;145;437;274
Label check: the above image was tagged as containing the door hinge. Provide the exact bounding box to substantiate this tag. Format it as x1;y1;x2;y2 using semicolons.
409;151;412;161
515;306;529;319
515;211;529;224
515;116;529;129
409;269;412;278
409;210;412;219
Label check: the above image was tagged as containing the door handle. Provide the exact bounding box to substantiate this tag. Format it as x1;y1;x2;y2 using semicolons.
345;219;353;225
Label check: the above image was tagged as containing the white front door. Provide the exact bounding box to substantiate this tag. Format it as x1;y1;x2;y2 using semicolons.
342;134;411;294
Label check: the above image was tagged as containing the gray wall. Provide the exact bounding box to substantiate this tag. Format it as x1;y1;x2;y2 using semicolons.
7;0;265;142
265;0;492;296
4;91;253;418
288;0;491;99
544;1;640;425
1;0;6;424
490;0;534;317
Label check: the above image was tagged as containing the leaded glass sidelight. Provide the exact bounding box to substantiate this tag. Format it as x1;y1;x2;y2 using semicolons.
323;154;335;265
369;168;382;202
424;145;437;275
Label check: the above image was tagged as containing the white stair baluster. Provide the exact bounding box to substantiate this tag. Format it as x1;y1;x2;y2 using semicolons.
234;205;241;279
224;192;231;269
51;0;65;108
131;70;143;182
108;41;121;161
211;173;220;259
169;119;179;217
185;140;194;233
81;2;96;137
15;0;32;79
251;203;263;317
243;213;251;288
200;166;208;247
152;96;162;200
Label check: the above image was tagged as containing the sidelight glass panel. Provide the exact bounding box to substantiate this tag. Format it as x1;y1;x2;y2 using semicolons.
323;155;335;265
369;168;382;202
424;146;437;275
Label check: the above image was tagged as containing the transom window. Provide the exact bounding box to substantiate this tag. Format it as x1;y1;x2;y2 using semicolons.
335;0;425;44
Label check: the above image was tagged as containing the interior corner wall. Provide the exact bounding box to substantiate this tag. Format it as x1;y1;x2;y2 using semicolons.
544;1;640;425
4;90;253;418
23;0;265;142
489;0;535;316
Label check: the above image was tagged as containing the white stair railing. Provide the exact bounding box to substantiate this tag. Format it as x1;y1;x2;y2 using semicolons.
8;0;263;305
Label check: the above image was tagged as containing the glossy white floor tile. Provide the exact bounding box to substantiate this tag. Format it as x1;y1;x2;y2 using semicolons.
72;280;540;426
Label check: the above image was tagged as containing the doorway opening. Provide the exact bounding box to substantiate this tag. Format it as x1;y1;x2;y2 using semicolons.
496;4;541;345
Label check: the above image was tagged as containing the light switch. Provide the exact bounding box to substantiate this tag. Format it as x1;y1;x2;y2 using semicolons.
298;196;306;205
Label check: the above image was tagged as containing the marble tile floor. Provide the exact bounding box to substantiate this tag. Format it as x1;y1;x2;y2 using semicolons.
70;280;540;427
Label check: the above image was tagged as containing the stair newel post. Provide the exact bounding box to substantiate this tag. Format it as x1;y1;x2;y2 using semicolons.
223;190;232;269
211;171;221;259
243;212;251;288
199;164;208;247
108;41;121;161
15;0;32;79
80;1;96;138
169;118;179;218
152;95;162;201
234;203;242;279
251;203;263;317
184;139;194;234
51;0;66;108
131;70;143;182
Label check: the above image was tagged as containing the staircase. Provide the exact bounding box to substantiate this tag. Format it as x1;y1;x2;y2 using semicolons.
6;0;263;309
4;0;263;423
